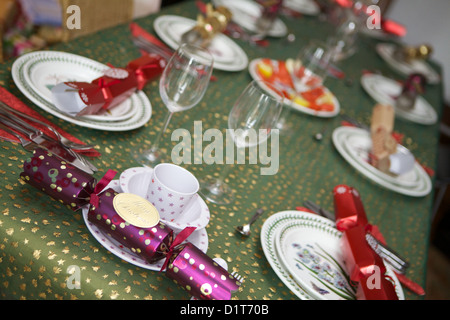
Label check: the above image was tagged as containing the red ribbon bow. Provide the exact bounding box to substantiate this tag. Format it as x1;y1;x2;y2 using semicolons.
89;169;117;208
95;78;121;110
160;226;197;272
133;62;162;90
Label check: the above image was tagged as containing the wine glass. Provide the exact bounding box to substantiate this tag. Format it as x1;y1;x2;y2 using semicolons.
326;1;367;62
132;43;214;167
200;80;283;205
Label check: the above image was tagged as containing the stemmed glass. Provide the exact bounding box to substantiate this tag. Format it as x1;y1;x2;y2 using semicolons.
254;0;284;39
291;40;334;93
132;43;214;167
325;1;366;62
200;80;283;205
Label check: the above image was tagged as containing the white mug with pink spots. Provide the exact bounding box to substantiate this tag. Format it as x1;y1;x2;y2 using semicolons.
146;163;200;221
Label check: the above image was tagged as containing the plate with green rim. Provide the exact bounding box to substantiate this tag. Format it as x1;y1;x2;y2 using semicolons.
261;210;404;300
332;126;432;197
260;210;335;300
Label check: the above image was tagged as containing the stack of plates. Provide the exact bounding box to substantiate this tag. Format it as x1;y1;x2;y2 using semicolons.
376;43;440;85
212;0;288;37
332;126;432;197
153;15;248;72
361;73;437;125
82;177;209;272
12;51;153;131
261;210;405;300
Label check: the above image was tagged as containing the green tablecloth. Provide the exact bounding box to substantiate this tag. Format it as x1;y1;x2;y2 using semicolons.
0;1;443;300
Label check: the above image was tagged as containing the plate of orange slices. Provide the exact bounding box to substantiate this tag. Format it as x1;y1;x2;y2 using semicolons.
249;58;340;118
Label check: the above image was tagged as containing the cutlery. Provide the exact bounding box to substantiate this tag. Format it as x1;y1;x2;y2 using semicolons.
0;100;95;151
365;232;410;274
132;35;172;61
235;208;264;236
0;114;96;174
0;122;41;152
0;121;94;175
0;106;97;158
340;114;370;131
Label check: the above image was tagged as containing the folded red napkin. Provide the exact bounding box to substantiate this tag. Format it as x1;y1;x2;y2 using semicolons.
0;86;100;157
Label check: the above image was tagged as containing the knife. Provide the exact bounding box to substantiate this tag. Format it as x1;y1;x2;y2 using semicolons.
303;200;335;220
0;115;95;174
0;122;41;152
365;232;410;275
340;114;370;131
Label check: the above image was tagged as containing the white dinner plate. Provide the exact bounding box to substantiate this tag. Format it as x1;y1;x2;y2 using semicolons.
360;73;437;125
376;43;440;85
153;15;248;72
212;0;288;37
23;56;137;122
12;51;152;131
82;180;209;271
249;58;340;118
283;0;320;16
332;126;432;197
261;210;335;300
119;167;210;232
260;210;404;300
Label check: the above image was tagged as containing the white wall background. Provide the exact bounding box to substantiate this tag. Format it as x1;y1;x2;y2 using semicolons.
384;0;450;104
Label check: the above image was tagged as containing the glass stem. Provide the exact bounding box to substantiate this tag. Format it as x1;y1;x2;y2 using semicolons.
151;110;173;152
216;162;234;185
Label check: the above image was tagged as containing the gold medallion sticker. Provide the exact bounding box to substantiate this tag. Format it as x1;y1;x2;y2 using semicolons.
113;193;160;228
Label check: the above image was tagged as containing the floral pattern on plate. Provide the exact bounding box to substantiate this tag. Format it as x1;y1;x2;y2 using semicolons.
275;220;356;300
289;242;356;299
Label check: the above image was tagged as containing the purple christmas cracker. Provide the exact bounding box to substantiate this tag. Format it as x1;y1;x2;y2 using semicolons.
20;147;96;210
87;188;173;264
19;148;242;299
166;242;241;300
